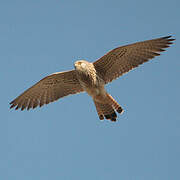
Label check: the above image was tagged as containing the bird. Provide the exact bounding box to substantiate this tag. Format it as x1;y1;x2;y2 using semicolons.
10;36;175;122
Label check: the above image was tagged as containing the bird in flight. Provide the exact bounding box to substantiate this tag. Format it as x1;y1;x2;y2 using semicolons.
10;36;175;121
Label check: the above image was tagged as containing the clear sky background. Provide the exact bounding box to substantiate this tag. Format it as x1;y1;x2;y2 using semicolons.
2;0;179;179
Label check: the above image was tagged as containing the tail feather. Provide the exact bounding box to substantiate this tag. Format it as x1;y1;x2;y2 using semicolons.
106;94;124;114
94;100;104;120
93;93;124;122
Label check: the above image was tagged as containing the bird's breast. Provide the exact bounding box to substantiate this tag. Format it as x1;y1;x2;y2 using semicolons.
75;68;105;97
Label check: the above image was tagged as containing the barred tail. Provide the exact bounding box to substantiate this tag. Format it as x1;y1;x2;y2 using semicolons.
93;93;124;122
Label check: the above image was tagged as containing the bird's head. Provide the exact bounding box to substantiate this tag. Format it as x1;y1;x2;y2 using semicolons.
74;60;89;71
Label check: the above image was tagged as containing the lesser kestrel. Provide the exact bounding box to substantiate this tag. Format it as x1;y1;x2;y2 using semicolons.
10;36;175;121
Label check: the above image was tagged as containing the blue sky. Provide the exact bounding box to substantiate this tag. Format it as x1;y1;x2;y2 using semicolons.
2;0;180;179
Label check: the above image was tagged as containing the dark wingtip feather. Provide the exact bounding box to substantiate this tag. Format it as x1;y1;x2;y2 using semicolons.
163;35;175;42
162;35;172;39
21;104;27;111
15;106;19;110
10;103;16;109
21;107;26;111
152;52;160;56
27;106;31;111
158;49;165;52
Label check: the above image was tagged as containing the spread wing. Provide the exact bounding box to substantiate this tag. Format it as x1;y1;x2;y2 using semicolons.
93;36;175;84
10;70;84;110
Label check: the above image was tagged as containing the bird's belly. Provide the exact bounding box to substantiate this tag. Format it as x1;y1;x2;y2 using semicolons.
85;87;99;97
84;85;106;99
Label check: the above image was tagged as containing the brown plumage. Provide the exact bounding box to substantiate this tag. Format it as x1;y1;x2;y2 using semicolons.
10;36;175;122
94;94;123;121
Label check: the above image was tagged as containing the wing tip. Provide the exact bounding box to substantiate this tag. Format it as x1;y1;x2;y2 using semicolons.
10;104;15;109
162;35;175;42
10;100;16;109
